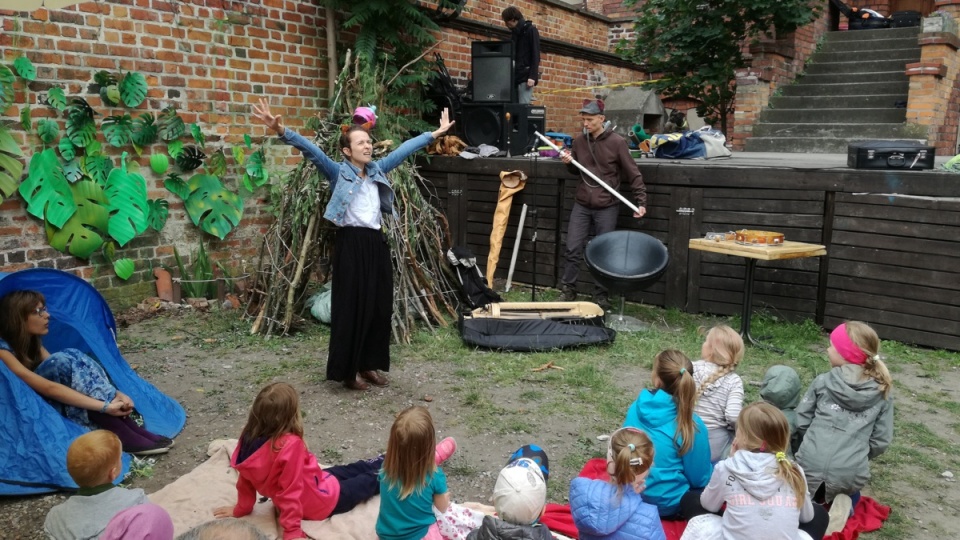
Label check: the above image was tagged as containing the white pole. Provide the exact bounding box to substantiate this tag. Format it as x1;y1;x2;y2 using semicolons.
534;131;642;215
505;204;528;293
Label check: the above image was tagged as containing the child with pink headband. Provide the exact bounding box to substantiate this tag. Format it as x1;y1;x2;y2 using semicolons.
794;321;894;534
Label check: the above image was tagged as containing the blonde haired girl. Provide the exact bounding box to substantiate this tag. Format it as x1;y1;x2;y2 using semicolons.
570;427;666;539
377;406;451;540
686;402;828;540
692;324;745;462
623;350;712;518
795;321;893;531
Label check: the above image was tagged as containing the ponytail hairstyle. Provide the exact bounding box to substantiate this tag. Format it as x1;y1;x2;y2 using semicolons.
240;382;304;452
735;402;806;509
383;406;437;499
844;321;893;399
696;324;744;400
653;349;698;455
607;427;654;497
0;290;47;370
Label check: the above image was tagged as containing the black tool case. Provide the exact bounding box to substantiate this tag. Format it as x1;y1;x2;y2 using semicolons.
847;140;935;170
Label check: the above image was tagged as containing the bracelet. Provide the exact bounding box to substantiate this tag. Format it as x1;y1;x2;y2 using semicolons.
100;400;109;413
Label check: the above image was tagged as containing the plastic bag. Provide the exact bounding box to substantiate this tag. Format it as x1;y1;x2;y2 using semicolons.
308;283;332;324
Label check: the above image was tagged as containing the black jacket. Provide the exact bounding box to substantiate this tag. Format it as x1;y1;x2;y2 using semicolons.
510;19;541;85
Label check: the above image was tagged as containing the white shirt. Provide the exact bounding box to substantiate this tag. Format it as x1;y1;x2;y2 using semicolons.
341;175;381;229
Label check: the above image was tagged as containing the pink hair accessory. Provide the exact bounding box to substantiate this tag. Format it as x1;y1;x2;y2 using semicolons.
830;323;868;365
352;106;377;128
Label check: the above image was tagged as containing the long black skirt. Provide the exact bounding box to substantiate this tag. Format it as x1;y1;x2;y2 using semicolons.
326;226;393;382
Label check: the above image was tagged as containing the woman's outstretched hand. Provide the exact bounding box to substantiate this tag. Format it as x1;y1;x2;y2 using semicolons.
253;98;285;137
431;108;455;139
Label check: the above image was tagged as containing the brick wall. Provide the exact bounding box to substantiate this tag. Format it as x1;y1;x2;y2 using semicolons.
0;0;330;305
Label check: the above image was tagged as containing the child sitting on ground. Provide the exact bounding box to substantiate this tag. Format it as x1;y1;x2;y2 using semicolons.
570;427;665;540
692;324;745;462
759;365;803;456
44;430;149;540
466;456;553;540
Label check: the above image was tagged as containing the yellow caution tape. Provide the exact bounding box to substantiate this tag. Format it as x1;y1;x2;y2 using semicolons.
538;78;664;95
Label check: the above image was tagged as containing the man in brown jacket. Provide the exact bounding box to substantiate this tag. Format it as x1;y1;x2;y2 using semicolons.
559;99;646;309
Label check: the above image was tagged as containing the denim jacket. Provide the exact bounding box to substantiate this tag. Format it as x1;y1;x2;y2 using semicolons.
279;129;434;226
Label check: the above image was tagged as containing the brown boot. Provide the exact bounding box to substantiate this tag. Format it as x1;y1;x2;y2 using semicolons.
360;370;389;387
344;375;370;391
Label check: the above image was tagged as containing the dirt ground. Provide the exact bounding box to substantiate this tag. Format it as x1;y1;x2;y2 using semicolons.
2;309;959;539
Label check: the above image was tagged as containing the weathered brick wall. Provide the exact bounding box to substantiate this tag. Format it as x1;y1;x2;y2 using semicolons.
0;0;329;305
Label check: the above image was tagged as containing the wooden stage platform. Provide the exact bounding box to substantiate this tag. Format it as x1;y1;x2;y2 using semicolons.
416;151;960;351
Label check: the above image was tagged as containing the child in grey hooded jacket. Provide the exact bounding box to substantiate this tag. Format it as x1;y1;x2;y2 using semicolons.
759;365;803;457
794;321;894;504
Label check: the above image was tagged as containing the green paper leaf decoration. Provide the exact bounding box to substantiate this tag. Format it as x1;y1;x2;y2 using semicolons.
119;72;147;108
19;148;76;227
102;114;132;147
184;173;244;239
242;148;269;192
85;140;102;156
59;137;76;161
20;105;31;131
167;139;183;158
113;258;135;280
46;87;67;111
37;118;59;144
13;56;36;81
243;134;252;149
82;154;113;187
208;149;227;177
147;198;169;231
191;123;205;146
231;145;246;167
157;106;185;141
150;153;169;175
0;126;25;204
102;84;121;106
0;66;15;110
66;98;97;148
164;173;189;199
102;241;116;262
131;113;158;147
94;70;118;87
176;145;206;172
104;154;149;246
45;179;109;258
62;158;83;183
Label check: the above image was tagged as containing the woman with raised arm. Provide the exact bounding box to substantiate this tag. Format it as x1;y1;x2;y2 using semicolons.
253;99;454;391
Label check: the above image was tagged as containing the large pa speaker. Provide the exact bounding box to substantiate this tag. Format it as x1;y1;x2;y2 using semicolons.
463;103;546;156
472;41;514;103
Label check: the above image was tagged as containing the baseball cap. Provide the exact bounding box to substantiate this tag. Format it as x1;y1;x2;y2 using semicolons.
493;458;547;526
579;99;604;115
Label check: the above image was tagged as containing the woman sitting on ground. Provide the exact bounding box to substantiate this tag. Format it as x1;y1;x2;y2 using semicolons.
0;290;172;455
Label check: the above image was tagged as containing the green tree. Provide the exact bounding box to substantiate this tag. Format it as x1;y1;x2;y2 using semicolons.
620;0;821;135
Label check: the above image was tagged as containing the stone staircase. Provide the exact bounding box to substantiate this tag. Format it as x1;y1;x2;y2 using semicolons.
745;26;922;153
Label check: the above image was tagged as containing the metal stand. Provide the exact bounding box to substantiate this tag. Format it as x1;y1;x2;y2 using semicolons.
607;295;650;332
739;259;783;353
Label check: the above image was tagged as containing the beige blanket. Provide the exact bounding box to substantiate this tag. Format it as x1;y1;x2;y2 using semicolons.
148;439;573;540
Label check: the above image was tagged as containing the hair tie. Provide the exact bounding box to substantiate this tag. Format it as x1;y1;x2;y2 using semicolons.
628;457;643;466
679;368;686;375
627;443;635;452
758;441;767;452
775;451;787;462
872;354;880;362
340;124;350;134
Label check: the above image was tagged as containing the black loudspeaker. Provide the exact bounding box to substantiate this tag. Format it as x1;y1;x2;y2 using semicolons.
472;41;513;103
463;103;546;156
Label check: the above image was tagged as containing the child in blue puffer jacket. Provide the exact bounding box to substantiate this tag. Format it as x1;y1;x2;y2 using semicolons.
570;427;666;540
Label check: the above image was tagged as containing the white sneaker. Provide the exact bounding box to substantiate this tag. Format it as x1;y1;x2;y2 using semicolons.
826;493;852;534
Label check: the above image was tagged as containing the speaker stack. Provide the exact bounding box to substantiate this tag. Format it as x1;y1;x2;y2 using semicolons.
464;41;546;155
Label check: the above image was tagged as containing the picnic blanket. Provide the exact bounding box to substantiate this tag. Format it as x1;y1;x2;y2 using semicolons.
147;439;576;540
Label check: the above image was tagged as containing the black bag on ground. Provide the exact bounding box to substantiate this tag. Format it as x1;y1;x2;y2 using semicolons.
459;313;616;352
447;246;501;309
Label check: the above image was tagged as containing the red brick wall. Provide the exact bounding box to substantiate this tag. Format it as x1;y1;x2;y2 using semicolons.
0;0;329;304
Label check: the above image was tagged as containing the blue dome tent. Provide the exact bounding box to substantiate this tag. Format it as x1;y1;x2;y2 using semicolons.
0;268;185;495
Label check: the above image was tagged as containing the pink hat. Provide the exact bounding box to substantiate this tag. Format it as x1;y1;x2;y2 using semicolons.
101;503;174;540
352;106;377;128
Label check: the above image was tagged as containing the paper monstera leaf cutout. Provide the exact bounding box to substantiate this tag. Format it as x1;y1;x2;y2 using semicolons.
147;198;169;231
184;173;244;240
119;72;147;108
13;56;36;81
102;114;133;147
0;127;25;205
65;98;97;148
20;148;76;227
104;154;149;246
131;113;158;147
0;66;15;110
46;87;67;111
45;179;109;258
